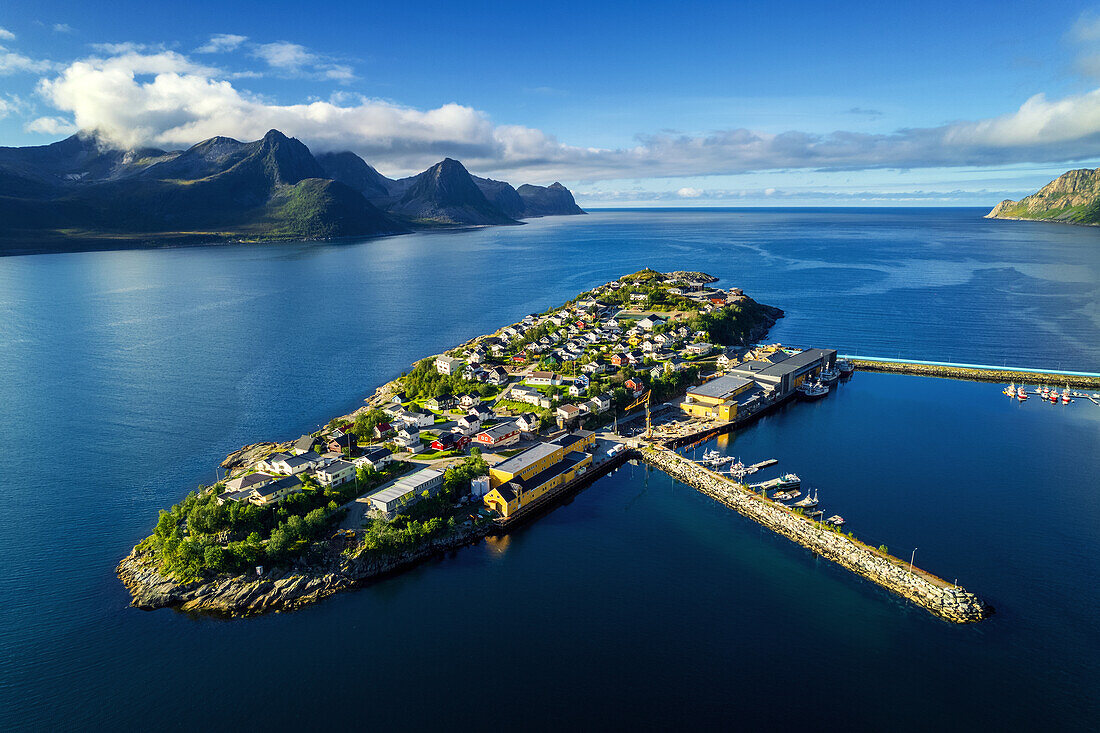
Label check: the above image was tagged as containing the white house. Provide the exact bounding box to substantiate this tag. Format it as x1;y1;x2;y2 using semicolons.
639;315;665;330
456;414;481;435
435;356;463;375
515;413;541;433
315;459;356;488
354;447;393;471
585;394;612;414
527;371;563;387
395;427;423;453
556;404;584;422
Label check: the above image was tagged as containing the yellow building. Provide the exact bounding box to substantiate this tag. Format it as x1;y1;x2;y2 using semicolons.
484;431;595;517
680;375;754;421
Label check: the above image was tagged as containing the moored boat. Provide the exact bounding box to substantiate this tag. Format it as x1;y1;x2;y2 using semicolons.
827;514;846;526
798;381;829;400
818;366;840;385
777;473;800;488
837;359;854;376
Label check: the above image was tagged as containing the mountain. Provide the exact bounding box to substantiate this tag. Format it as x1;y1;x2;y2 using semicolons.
516;182;586;216
986;169;1100;226
472;175;527;218
0;130;586;255
386;158;518;226
316;151;394;200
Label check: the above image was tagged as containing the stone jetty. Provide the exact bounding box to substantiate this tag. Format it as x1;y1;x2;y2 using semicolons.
640;446;991;623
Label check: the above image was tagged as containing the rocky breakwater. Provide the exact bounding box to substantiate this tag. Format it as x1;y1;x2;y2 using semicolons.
117;522;491;616
640;447;990;623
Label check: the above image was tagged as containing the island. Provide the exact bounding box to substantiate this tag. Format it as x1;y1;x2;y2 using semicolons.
986;168;1100;226
118;269;991;623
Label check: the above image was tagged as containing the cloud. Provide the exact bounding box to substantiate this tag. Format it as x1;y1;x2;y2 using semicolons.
0;27;15;41
30;47;1100;182
195;33;247;54
1071;11;1100;42
251;41;354;81
676;187;704;198
53;24;74;34
0;46;54;75
25;115;78;135
846;107;883;117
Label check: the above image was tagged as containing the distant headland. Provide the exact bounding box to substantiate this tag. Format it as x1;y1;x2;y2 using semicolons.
0;129;585;256
986;168;1100;226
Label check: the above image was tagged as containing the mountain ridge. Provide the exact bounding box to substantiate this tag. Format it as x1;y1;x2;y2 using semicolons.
986;168;1100;226
0;130;585;255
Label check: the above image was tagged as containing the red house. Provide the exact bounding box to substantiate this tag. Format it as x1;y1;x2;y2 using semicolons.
611;353;628;367
431;433;471;451
625;378;646;393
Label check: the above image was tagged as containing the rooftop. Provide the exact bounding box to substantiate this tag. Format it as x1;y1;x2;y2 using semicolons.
492;441;561;475
688;375;753;400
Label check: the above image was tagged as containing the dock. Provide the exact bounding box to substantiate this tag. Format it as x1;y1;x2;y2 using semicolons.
639;445;990;623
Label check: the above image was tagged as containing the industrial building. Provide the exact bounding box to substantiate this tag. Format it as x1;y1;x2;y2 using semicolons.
483;431;595;517
367;467;445;513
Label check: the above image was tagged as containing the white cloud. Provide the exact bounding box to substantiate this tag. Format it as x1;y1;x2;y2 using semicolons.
251;41;356;82
0;47;53;75
25;115;78;135
1071;11;1100;42
195;33;247;54
53;23;74;34
0;27;15;41
676;187;703;198
29;47;1100;182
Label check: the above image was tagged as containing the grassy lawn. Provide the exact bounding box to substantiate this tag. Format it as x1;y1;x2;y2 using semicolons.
417;448;461;460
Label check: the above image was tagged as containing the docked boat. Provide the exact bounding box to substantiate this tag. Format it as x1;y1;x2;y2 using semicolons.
1016;385;1028;400
1062;386;1071;404
798;381;829;400
1004;382;1016;397
777;473;800;488
837;359;854;377
793;490;819;508
827;515;846;526
818;366;840;385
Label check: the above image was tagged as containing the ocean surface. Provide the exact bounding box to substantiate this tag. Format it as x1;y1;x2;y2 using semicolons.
0;208;1097;730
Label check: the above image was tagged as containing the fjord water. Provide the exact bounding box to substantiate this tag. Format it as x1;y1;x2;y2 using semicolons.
0;208;1097;729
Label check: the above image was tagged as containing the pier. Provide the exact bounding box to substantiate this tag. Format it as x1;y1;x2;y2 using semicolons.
639;445;991;624
845;355;1100;389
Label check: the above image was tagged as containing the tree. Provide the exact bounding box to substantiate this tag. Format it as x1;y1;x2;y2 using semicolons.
204;545;226;572
353;409;387;439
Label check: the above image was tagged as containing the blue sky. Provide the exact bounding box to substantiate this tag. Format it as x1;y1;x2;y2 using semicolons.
2;0;1100;205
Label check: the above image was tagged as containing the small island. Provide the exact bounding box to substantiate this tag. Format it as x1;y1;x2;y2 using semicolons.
118;269;784;615
986;168;1100;226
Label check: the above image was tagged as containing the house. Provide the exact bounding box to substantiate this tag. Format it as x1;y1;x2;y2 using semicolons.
260;451;323;475
315;459;356;488
489;342;506;356
555;404;584;423
468;404;494;421
639;315;665;330
629;292;648;302
488;366;509;386
255;452;291;474
456;414;481;435
249;475;304;506
626;350;645;364
611;352;629;367
395;427;423;453
458;393;480;408
625;378;646;394
515;413;541;433
435;355;463;375
367;467;445;513
476;421;521;448
510;385;543;406
431;432;471;451
717;353;733;369
650;366;665;380
585;394;612;414
327;433;357;455
292;434;317;455
425;394;455;411
398;409;434;428
527;371;563;387
218;472;276;504
686;342;714;356
354;447;393;471
467;348;487;364
581;361;606;375
462;366;483;382
568;383;584;397
373;421;394;439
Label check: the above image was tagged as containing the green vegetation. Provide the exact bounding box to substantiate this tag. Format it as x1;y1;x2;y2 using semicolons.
401;358;497;401
139;462;412;582
686;301;781;346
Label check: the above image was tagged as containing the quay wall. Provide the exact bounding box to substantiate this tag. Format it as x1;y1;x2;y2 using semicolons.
640;446;991;624
850;359;1100;389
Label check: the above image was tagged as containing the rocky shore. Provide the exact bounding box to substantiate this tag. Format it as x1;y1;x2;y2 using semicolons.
117;522;491;616
851;359;1100;390
641;446;991;623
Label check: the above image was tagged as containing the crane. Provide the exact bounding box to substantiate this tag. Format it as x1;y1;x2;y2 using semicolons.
622;389;653;440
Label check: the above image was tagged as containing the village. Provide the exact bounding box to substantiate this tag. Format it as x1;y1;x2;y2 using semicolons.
213;268;836;525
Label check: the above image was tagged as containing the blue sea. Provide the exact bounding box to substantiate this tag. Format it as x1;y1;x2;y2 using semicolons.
0;208;1097;730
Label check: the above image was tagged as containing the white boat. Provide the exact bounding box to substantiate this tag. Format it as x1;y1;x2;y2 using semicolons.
777;473;800;488
798;381;829;400
793;490;818;508
827;514;846;526
837;359;854;376
1004;382;1016;397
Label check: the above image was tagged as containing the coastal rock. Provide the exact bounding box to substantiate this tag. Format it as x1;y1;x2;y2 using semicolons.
986;168;1100;226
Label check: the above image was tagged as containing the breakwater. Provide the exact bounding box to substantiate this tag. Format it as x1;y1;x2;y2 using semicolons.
850;358;1100;389
640;446;991;623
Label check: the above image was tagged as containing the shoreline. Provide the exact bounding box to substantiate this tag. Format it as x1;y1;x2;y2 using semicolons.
850;358;1100;389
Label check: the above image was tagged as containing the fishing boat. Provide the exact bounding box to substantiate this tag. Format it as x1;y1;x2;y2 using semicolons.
793;490;818;508
837;359;854;376
1016;385;1028;400
1004;382;1015;396
827;514;846;526
777;473;800;488
798;381;829;400
1062;386;1071;404
1041;385;1050;395
818;366;840;385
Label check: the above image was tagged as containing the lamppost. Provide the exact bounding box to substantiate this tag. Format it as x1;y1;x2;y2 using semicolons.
909;547;918;574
